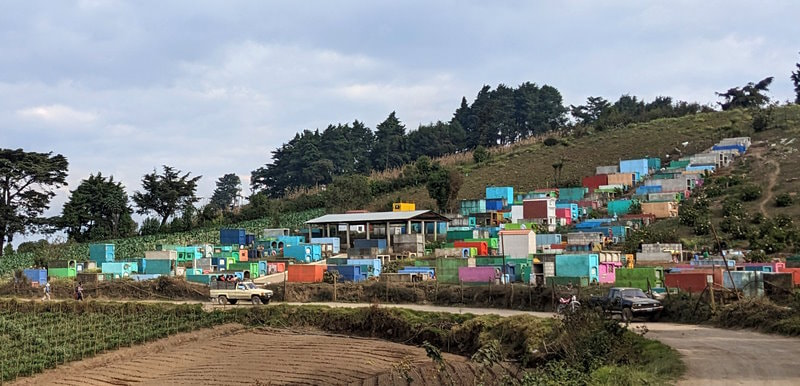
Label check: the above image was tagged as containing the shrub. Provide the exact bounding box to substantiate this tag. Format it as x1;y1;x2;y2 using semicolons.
739;184;762;202
746;250;768;263
752;108;772;132
473;145;489;163
543;137;560;147
776;193;794;207
693;220;710;235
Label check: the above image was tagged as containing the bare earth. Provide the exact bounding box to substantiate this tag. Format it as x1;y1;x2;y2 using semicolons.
642;323;800;386
14;324;516;386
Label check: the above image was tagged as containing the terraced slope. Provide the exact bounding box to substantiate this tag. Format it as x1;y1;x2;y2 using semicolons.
16;326;515;386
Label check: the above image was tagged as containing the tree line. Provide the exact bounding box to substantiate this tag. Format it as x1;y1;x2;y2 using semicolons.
2;64;800;254
251;82;569;197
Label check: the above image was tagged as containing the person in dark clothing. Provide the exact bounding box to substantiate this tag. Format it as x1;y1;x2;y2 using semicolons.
75;282;84;301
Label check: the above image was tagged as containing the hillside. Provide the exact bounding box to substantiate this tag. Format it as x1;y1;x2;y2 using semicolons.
4;106;800;274
374;106;800;213
648;106;800;252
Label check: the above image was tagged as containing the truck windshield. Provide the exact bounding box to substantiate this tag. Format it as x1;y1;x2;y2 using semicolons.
621;289;647;298
244;283;256;289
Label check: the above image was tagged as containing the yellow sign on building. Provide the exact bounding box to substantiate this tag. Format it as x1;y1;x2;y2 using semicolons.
393;202;416;212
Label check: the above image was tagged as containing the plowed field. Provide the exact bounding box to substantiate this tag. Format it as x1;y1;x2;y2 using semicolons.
15;324;516;385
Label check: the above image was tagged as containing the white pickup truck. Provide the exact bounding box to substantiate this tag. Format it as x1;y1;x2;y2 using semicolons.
210;281;273;305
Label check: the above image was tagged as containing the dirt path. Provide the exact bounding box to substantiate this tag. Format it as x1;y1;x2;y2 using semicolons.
642;323;800;386
759;159;781;215
16;325;515;386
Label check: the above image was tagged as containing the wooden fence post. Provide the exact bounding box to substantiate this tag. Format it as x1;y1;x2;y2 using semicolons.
510;283;515;308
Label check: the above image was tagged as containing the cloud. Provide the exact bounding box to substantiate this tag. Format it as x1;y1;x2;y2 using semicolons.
16;104;97;125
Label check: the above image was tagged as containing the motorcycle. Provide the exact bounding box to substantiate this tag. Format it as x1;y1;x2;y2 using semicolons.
557;294;580;314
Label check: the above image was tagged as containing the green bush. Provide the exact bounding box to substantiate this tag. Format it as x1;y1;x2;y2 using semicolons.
746;250;768;263
752;108;772;132
473;145;489;163
739;184;762;202
776;193;794;207
543;137;560;147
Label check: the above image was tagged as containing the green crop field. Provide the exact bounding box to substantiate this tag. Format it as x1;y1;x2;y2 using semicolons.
0;300;222;381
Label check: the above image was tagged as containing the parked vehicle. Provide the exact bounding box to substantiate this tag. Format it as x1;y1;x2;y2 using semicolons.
649;287;671;301
210;281;273;305
590;287;663;322
557;294;581;314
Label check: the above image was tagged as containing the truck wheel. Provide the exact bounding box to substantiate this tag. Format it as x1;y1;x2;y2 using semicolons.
228;299;238;305
217;295;228;305
622;308;633;323
251;295;262;305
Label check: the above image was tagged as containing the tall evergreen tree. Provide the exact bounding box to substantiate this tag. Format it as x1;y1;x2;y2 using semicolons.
0;148;68;256
210;173;241;211
492;84;517;144
716;77;774;110
372;112;408;170
570;96;611;125
60;173;136;242
347;120;375;173
453;97;471;139
407;121;466;160
132;166;201;227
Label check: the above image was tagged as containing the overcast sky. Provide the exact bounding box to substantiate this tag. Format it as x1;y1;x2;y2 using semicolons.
2;0;799;241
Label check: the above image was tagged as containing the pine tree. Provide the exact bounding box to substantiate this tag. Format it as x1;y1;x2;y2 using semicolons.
372;112;407;170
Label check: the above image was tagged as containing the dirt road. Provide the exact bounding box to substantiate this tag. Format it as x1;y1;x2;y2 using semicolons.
642;323;800;386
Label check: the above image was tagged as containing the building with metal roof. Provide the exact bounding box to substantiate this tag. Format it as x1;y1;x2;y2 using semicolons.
305;210;450;250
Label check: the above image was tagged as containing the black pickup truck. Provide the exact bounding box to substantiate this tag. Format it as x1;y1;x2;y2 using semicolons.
589;287;663;322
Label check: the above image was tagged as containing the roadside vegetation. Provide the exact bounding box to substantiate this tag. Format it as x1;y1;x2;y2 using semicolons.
0;299;682;385
660;293;800;337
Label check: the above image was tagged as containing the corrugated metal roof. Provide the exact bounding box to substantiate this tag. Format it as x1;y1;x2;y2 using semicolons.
305;210;450;224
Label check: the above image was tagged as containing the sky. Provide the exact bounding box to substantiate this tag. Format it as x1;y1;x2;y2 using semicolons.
2;0;799;244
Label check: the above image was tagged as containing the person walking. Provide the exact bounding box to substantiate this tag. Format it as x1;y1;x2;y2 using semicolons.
42;280;51;301
75;282;84;301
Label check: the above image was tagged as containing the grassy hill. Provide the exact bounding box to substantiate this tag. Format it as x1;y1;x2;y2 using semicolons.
647;106;800;253
373;106;800;214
